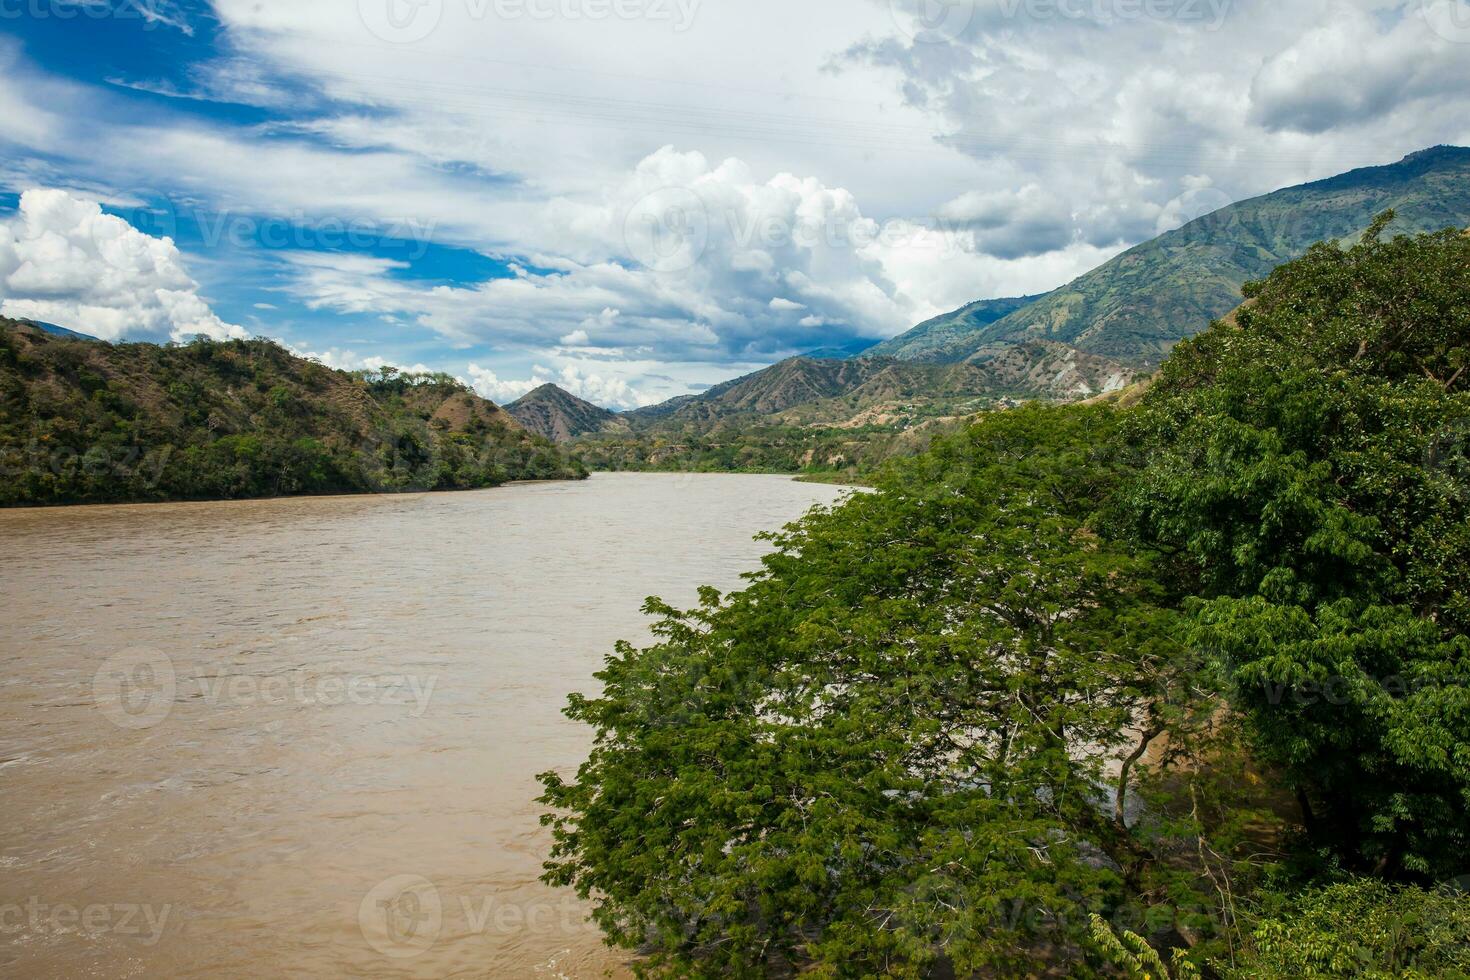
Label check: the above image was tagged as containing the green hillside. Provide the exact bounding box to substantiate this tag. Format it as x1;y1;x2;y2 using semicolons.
0;319;585;506
882;145;1470;367
865;294;1042;362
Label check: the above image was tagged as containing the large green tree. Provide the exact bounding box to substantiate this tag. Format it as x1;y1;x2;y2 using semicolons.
542;405;1216;976
1128;217;1470;880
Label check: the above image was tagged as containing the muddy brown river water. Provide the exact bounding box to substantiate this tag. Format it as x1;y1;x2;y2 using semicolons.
0;473;846;978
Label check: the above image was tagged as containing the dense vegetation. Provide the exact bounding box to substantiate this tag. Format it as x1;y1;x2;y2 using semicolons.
567;418;966;482
0;320;585;506
540;219;1470;976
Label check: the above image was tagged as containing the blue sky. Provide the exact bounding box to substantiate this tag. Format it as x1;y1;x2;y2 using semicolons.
1;0;1468;407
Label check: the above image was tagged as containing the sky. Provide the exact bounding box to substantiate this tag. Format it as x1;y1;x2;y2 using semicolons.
1;0;1468;408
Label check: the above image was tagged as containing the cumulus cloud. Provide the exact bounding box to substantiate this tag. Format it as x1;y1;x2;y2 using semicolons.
275;146;967;360
0;189;245;342
844;0;1470;255
934;185;1076;259
464;364;543;405
1249;6;1470;134
553;364;654;408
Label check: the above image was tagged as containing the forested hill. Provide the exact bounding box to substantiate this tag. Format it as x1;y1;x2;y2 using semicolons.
0;319;585;506
880;145;1470;368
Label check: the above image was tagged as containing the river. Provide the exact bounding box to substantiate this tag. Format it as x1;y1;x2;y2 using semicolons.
0;473;847;978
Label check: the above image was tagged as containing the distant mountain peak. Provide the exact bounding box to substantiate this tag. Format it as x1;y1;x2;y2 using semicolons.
506;383;618;442
16;319;98;341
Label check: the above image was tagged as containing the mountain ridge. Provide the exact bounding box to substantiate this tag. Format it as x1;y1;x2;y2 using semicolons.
879;145;1470;368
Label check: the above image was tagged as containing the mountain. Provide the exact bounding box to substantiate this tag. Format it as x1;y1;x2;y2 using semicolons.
18;319;97;341
506;383;620;442
624;348;1136;432
0;318;584;506
865;295;1043;363
881;145;1470;368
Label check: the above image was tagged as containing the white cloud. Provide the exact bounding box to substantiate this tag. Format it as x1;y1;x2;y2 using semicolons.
464;364;543;404
272;146;1004;359
0;189;246;342
1249;6;1470;134
843;0;1470;252
553;364;653;409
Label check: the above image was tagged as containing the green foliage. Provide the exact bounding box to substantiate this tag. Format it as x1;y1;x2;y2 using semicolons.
568;419;961;482
1226;879;1470;979
0;323;586;505
1089;915;1201;980
541;405;1241;976
1128;219;1470;881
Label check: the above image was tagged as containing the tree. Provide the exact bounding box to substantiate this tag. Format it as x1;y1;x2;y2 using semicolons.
1224;879;1470;979
541;405;1207;976
1127;218;1470;880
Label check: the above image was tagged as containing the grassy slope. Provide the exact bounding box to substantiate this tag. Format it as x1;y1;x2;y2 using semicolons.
864;294;1043;362
0;319;585;506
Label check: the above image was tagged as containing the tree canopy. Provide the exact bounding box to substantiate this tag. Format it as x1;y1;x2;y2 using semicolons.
541;219;1470;975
